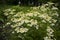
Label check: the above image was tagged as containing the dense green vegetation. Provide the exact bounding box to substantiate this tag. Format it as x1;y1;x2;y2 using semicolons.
0;0;60;5
0;0;60;40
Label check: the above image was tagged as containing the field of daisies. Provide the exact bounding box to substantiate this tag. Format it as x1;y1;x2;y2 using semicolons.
0;2;60;40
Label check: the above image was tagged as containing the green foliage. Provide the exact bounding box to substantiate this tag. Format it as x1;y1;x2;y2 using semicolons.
0;2;60;40
0;0;59;5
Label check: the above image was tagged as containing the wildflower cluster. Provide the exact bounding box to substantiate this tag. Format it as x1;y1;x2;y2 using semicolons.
3;2;58;40
44;26;56;40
